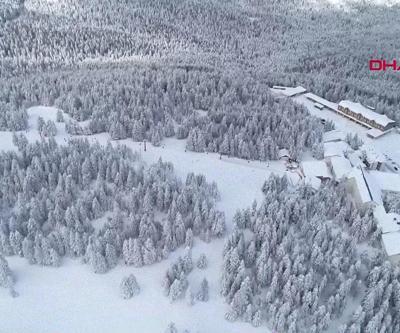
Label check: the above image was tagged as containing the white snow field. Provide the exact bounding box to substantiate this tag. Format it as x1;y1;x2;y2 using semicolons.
0;106;304;333
0;243;255;333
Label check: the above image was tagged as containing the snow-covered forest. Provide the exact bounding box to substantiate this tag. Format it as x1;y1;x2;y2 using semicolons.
0;137;225;274
0;67;323;160
222;175;399;332
1;0;400;332
1;0;400;122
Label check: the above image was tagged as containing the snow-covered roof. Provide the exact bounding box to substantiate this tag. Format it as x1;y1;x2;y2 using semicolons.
314;102;324;110
324;141;352;158
367;128;386;139
272;86;307;97
323;130;346;143
330;156;352;179
374;205;400;234
382;232;400;257
339;100;396;127
304;93;338;110
369;171;400;193
302;161;331;188
362;169;383;205
348;168;372;205
347;152;362;167
302;161;331;178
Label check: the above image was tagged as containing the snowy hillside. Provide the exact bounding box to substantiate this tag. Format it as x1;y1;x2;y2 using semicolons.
0;106;300;333
1;0;400;332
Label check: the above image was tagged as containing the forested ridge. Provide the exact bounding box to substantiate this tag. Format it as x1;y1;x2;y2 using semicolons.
1;0;399;122
0;65;324;160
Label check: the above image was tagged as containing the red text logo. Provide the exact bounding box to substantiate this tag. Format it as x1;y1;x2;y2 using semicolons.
369;59;400;71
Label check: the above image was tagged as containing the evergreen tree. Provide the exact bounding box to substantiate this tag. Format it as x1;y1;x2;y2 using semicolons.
197;254;207;270
196;278;209;302
120;274;140;299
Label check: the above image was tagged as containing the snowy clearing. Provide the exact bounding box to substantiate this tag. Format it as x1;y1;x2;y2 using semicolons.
0;106;70;152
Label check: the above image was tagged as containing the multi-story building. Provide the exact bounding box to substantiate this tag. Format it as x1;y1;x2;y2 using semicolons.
338;100;396;132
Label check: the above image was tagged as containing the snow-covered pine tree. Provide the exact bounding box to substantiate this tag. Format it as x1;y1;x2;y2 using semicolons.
120;274;140;299
196;254;207;270
196;278;209;302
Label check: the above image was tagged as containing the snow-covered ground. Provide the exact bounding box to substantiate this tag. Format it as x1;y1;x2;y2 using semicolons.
0;242;258;333
0;106;70;152
1;96;397;332
0;106;299;333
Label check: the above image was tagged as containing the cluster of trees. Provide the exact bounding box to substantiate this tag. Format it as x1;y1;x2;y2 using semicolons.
0;136;225;274
221;175;384;332
37;117;57;137
0;101;27;131
185;96;323;161
162;248;209;304
340;262;400;333
120;274;140;299
162;251;193;303
346;133;363;150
